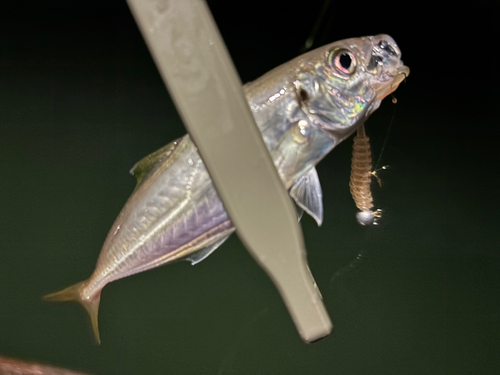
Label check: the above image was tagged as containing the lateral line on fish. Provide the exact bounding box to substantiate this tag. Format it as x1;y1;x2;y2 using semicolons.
126;220;234;275
90;193;211;291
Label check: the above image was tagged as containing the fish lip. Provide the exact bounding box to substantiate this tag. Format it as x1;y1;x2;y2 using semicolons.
394;65;410;79
375;65;410;100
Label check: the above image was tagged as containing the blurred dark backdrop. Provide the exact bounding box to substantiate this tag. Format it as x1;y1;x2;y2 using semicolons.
0;1;499;374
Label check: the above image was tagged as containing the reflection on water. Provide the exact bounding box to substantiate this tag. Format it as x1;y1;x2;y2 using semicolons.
329;250;366;285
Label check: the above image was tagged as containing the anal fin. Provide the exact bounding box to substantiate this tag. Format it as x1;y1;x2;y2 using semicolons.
185;235;230;265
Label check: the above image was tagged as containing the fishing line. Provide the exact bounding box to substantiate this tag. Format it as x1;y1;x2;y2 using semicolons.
373;94;398;173
300;0;333;52
373;71;407;172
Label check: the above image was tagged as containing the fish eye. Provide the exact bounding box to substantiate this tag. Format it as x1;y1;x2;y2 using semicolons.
329;49;357;76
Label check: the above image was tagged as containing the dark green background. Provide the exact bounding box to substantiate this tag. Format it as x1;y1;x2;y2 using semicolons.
1;1;498;374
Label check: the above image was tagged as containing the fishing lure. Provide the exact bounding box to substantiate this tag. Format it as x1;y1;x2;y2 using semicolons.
349;124;381;225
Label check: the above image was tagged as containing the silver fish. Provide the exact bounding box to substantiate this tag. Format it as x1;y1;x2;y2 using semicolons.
44;35;409;343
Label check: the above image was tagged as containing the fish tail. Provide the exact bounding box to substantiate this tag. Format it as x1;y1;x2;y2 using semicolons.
43;281;102;344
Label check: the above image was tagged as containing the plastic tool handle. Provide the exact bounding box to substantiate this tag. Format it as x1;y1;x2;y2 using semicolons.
127;0;332;342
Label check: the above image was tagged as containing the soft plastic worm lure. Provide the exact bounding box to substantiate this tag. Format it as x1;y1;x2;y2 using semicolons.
349;124;381;225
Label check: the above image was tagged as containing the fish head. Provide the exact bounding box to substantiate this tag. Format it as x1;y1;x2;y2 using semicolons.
273;35;409;186
295;34;409;136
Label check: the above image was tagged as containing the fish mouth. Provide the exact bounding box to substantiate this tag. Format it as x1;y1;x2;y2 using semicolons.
375;65;410;100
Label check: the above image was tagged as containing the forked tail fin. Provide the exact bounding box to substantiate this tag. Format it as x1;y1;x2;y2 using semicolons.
43;281;102;344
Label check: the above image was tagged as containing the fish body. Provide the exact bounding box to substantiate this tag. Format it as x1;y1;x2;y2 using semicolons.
45;35;409;342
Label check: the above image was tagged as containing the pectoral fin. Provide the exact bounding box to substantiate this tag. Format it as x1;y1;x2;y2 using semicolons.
290;167;323;226
185;235;231;265
130;137;183;190
296;206;304;222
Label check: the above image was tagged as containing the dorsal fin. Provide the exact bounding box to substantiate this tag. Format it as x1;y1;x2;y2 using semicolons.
129;137;183;191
